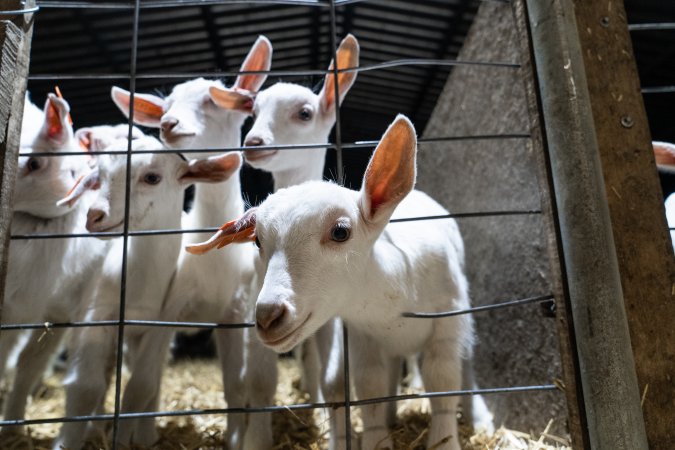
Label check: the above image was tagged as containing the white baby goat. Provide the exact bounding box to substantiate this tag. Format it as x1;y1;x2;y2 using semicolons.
52;138;242;449
188;116;474;450
109;36;272;448
209;33;359;449
75;123;145;152
0;94;107;435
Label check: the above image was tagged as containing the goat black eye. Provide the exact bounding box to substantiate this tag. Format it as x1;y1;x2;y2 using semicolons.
298;108;312;121
26;157;40;172
330;224;350;242
143;173;162;185
254;236;261;249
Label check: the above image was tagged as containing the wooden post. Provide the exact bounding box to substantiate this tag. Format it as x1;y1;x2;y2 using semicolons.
572;1;675;448
0;0;35;328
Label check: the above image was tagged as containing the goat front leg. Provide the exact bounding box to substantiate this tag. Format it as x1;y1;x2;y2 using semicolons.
0;329;23;381
53;325;116;450
317;318;357;450
351;333;394;450
1;328;65;437
117;328;172;447
420;325;466;450
241;328;277;450
213;310;246;449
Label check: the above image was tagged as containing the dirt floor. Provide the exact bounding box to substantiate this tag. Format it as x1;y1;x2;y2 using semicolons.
0;358;571;449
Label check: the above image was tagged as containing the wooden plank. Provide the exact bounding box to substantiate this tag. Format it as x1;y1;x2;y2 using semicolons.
0;0;36;329
572;1;675;448
512;1;588;447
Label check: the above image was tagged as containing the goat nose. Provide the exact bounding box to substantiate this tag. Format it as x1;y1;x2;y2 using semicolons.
86;209;106;230
256;303;287;332
160;118;178;134
245;136;264;147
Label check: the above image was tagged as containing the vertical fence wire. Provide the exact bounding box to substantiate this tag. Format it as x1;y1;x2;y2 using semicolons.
111;0;141;447
328;0;352;446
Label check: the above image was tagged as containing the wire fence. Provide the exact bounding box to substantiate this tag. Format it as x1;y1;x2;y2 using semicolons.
2;0;670;448
4;1;563;447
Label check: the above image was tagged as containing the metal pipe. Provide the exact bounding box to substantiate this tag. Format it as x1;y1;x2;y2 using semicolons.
525;0;649;448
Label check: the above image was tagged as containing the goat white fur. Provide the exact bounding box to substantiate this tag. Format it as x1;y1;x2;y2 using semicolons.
52;137;243;449
187;116;474;450
75;123;145;152
0;95;107;435
208;33;359;449
109;36;272;449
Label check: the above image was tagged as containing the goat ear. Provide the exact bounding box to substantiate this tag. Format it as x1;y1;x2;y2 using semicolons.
234;35;272;93
111;86;164;128
319;34;359;114
209;86;255;113
56;168;100;208
186;208;257;254
75;128;93;151
42;94;72;144
359;115;417;225
179;152;242;185
653;141;675;168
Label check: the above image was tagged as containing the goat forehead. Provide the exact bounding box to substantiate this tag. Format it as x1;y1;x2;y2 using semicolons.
100;153;171;177
257;83;316;109
259;182;358;234
169;78;223;104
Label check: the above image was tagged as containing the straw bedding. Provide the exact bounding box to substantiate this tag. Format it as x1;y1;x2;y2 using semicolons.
0;358;570;450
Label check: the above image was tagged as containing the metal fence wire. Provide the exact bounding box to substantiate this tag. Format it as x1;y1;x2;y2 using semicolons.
0;0;666;448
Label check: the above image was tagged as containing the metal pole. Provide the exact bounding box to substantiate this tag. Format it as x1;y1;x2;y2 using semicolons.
525;0;648;448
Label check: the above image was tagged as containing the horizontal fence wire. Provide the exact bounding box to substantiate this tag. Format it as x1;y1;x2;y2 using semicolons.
0;292;553;331
19;133;532;158
34;0;511;9
0;5;40;14
628;23;675;31
10;210;542;240
0;383;554;428
642;86;675;94
402;293;554;318
27;57;520;81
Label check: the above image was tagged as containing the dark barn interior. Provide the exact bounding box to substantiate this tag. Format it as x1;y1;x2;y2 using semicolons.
26;0;675;201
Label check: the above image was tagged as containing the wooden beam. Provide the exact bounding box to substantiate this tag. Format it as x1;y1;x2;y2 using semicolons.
0;0;36;329
572;1;675;448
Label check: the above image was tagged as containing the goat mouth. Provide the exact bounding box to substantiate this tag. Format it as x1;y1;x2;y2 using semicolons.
261;313;312;349
162;132;196;144
244;149;278;163
88;220;124;233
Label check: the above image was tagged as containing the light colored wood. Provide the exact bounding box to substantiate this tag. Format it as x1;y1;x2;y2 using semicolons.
0;0;36;330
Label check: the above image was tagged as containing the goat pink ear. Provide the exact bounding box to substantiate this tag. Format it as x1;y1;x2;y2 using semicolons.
186;208;257;255
111;86;164;128
653;141;675;167
209;86;255;113
75;128;93;151
320;34;359;114
360;115;417;222
56;169;100;208
179;152;242;185
234;35;272;93
43;94;71;144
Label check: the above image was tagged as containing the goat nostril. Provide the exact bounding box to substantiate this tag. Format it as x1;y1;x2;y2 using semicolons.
161;119;178;133
245;137;263;147
256;304;287;332
88;209;105;225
